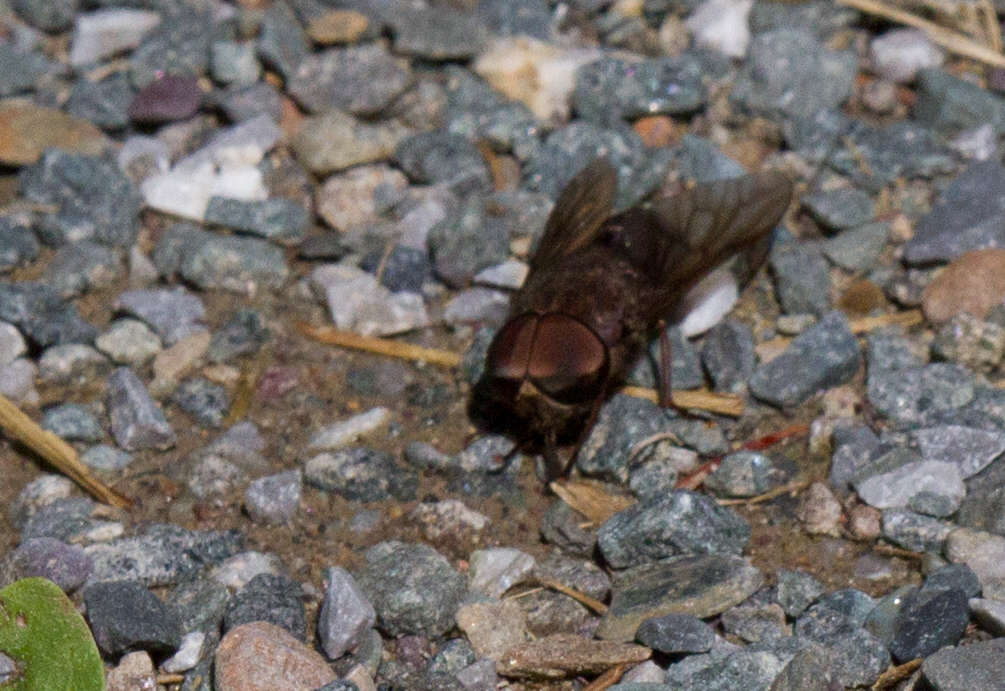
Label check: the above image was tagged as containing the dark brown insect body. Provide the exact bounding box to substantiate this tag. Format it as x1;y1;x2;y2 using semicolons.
475;159;793;473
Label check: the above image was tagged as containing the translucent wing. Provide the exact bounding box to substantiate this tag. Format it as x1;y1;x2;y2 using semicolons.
609;171;793;293
529;158;618;273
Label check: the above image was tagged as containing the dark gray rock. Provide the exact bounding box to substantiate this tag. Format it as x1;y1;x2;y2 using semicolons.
215;81;284;123
0;44;51;97
523;121;671;211
45;241;122;298
208;309;268;363
903;161;1005;264
889;587;968;662
179;234;290;293
223;572;306;640
0;537;92;593
129;9;214;88
802;188;874;232
204;197;309;246
18;497;100;544
427;196;509;288
721;604;789;643
769;241;831;317
12;0;77;32
304;447;418;502
442;66;537;151
318;566;376;660
357;542;466;637
922;638;1005;691
360;246;433;294
828;120;957;192
41;403;104;442
19;150;142;248
795;599;890;688
636;613;715;654
880;509;953;553
732;28;856;120
396;131;492;195
257;1;309;82
596;554;763;642
172;378;229;428
704;451;780;499
867;363;975;427
385;6;488;60
575;394;669;483
539;500;598;558
288;43;410;116
865;328;924;372
84;580;183;656
598;490;750;569
84;524;244;587
915;68;1005;134
957;486;1005;537
750;311;860;407
671;134;747;183
923;564;981;598
629;326;704;391
822;222;888;271
572;55;706;125
107;367;176;451
210;39;260;86
476;0;551;38
749;0;858;35
172;577;231;635
701;320;756;393
775;569;826;618
66;73;133;131
0;217;39;273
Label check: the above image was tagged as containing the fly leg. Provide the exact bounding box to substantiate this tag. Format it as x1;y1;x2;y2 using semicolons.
658;321;673;409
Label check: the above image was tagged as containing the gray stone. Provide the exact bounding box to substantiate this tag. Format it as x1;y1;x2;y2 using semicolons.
704;451;780;499
881;509;953;553
244;470;301;525
701;320;756;393
45;241;121;298
0;282;96;347
385;6;488;60
802;188;874;232
428;196;509;288
913;424;1005;479
210;40;260;86
114;288;206;346
172;378;229;428
769;242;831;317
889;587;968;662
636;613;715;654
903;161;1005;264
304;447;417;502
19;150;142;248
223;573;306;641
0;217;39;273
827;120;956;192
204;197;309;246
775;569;826;618
822;222;888;271
129;9;214;88
179;234;289;294
318;566;376;660
922;638;1005;691
357;542;467;637
66;73;133;131
81;444;133;472
38;344;110;385
867;363;975;426
12;0;77;32
289;42;410;116
107;367;175;451
41;403;104;443
256;1;308;82
915;68;1005;135
732;28;855;120
0;537;92;593
84;580;182;656
750;311;860;407
396;131;492;195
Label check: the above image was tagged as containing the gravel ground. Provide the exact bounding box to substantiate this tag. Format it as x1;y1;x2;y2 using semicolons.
2;0;1005;690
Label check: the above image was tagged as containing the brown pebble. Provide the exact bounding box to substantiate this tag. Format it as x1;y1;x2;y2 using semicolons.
497;633;650;679
632;115;679;148
838;279;887;315
848;504;882;541
215;621;336;691
795;482;843;538
0;100;107;165
307;9;370;44
128;74;203;124
921;248;1005;324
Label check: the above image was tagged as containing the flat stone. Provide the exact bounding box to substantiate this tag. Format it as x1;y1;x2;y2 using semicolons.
84;580;182;657
596;554;763;642
497;633;650;680
317;566;375;660
292;110;406;175
289;43;410;116
107;367;176;451
224;573;306;640
921;638;1005;691
0;100;108;166
69;9;162;67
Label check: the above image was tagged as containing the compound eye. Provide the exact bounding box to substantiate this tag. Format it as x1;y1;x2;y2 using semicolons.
486;313;539;381
528;314;608;403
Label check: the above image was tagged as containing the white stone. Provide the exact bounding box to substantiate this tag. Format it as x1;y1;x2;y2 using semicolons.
117;136;170;180
685;0;754;59
468;548;536;599
855;460;965;510
474;37;601;123
140;161;267;222
678;264;740;337
174;113;282;174
0;321;27;367
311;263;430;336
162;631;206;673
870;28;944;83
306;408;392;453
37;344;109;384
69;9;162;67
473;260;528;290
209;550;285;590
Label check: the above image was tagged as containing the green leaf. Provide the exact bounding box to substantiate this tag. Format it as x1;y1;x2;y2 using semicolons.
0;577;104;691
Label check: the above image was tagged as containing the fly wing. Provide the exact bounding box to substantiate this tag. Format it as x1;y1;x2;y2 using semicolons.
641;171;793;292
529;158;618;273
